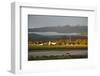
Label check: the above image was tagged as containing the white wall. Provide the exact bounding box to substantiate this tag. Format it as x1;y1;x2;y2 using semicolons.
0;0;100;76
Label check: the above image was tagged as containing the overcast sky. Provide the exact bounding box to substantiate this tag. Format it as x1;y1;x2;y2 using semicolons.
28;15;88;28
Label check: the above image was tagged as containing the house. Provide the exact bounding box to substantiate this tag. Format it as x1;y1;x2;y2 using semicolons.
48;41;56;45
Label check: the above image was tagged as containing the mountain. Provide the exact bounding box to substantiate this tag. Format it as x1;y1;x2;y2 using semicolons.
28;33;87;41
28;33;65;40
28;25;88;33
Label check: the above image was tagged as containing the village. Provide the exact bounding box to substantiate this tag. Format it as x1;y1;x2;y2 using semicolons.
28;36;88;50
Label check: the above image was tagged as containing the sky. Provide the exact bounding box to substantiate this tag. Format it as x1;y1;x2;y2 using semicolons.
28;15;88;28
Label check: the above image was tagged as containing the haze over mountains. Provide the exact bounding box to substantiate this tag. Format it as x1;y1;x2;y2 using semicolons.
28;25;87;40
28;25;87;33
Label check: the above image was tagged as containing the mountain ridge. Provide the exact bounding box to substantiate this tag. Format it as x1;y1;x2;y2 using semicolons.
28;25;87;33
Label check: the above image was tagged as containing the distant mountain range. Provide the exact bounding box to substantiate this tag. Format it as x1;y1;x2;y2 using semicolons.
28;25;87;41
28;33;64;40
28;25;88;33
28;33;87;41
